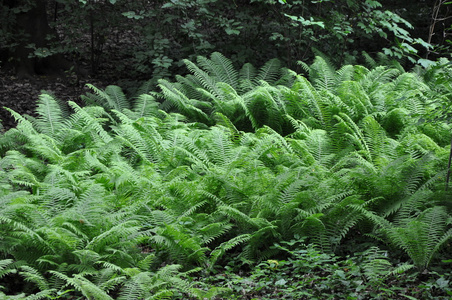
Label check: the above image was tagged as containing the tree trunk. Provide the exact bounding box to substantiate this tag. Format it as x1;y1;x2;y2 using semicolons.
6;0;71;77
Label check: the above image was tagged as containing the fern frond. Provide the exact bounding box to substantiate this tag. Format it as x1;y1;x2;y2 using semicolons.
49;271;113;300
362;51;377;69
84;84;130;112
336;81;372;120
207;127;234;166
118;271;148;300
239;62;257;92
291;75;327;128
209;234;251;267
361;115;393;165
334;113;372;161
359;246;392;284
131;93;159;119
199;222;232;245
19;265;49;291
114;123;161;165
336;64;355;83
199;52;239;88
158;79;212;124
214;113;242;143
86;221;141;253
359;66;400;99
309;56;337;91
0;259;17;280
67;102;113;144
135;79;155;96
35;138;67;166
387;263;415;276
303;129;334;166
106;85;130;112
183;59;222;100
244;86;286;132
4;107;38;135
255;58;282;84
151;224;207;264
33;93;66;137
175;74;206;100
385;206;451;271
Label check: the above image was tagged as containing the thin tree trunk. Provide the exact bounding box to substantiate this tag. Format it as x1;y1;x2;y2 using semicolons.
7;0;71;77
445;134;452;191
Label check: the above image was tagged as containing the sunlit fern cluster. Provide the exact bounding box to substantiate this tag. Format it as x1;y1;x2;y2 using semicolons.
0;54;451;298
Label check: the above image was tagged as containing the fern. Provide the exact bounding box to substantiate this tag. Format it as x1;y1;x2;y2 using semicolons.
67;101;113;144
255;58;282;84
290;75;329;128
32;93;66;137
19;265;50;291
206;127;234;166
2;55;452;297
198;52;239;88
302;129;334;166
356;246;415;287
384;206;452;271
126;93;159;119
158;79;212;124
336;80;372;120
49;271;114;300
0;259;18;286
239;62;257;92
183;59;223;100
117;271;148;300
4;107;38;136
83;84;130;112
334;112;372;161
244;86;287;132
209;234;252;267
306;56;337;91
158;54;288;132
361;115;395;166
114;123;161;165
150;223;207;265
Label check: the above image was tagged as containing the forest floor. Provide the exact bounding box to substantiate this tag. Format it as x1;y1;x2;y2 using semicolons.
0;68;111;131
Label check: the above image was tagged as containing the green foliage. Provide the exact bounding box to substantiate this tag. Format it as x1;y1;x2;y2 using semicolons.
1;0;438;79
381;206;452;271
158;52;294;133
201;242;449;299
1;55;452;298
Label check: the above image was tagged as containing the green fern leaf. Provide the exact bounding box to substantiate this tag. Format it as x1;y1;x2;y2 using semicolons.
67;102;113;144
309;56;336;91
49;271;113;300
84;84;130;112
198;52;239;88
19;265;49;291
183;59;222;100
132;94;159;119
209;234;251;266
106;85;130;112
33;93;66;136
239;62;257;92
255;58;281;84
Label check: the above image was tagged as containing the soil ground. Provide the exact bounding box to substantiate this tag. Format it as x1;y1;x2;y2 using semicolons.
0;68;111;131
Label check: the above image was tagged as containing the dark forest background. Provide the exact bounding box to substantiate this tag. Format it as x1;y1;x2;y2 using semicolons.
1;0;450;80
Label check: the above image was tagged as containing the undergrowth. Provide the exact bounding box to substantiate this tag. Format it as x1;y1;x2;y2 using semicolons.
0;54;451;299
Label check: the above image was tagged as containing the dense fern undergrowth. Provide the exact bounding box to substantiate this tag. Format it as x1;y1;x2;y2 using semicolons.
1;53;452;299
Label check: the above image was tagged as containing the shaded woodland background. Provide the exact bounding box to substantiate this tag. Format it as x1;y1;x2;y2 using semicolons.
1;0;451;77
0;0;451;129
1;1;452;299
